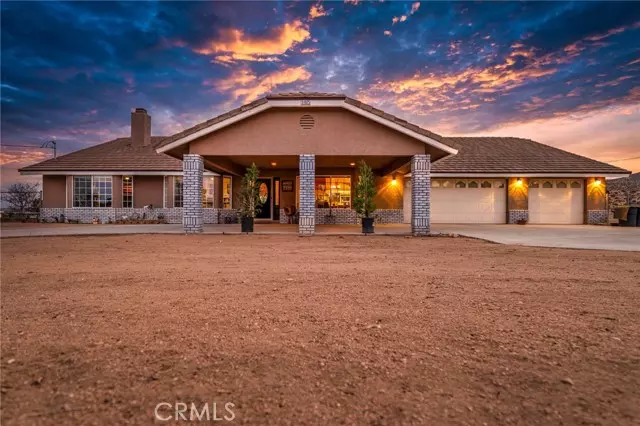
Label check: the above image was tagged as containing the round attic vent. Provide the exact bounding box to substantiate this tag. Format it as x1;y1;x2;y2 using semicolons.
299;114;315;130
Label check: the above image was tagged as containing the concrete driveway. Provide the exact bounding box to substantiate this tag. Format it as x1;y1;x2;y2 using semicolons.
433;224;640;251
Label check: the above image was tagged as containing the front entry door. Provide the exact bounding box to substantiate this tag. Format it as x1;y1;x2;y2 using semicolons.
256;179;272;219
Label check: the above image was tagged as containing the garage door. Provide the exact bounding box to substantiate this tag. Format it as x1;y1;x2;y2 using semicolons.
529;179;584;224
404;179;507;224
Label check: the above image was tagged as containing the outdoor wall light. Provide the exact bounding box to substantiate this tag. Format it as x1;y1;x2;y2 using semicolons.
270;162;277;167
349;162;356;166
391;176;397;185
594;179;602;186
516;178;523;186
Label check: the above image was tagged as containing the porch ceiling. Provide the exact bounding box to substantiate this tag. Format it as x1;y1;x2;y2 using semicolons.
204;155;412;175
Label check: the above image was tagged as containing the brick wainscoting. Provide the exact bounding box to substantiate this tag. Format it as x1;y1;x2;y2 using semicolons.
40;208;239;225
587;210;608;224
316;208;357;224
279;208;404;225
508;210;529;224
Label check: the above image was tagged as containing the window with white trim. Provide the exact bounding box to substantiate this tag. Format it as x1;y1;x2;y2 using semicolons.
174;177;183;208
203;177;215;208
122;176;133;208
92;177;113;207
73;176;92;207
73;176;112;207
223;176;232;208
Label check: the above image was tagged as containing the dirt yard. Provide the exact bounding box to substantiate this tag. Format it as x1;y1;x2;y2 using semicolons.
1;235;639;425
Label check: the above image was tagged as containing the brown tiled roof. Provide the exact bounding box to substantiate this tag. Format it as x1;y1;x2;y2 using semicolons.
19;137;183;172
154;92;449;149
433;137;630;175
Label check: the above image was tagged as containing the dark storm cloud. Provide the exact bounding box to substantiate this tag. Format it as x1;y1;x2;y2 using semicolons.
1;0;639;176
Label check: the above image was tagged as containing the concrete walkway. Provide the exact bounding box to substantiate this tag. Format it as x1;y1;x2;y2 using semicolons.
2;222;638;251
434;224;640;252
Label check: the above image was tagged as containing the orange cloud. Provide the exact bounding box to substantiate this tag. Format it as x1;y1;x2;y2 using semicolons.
309;3;329;20
210;65;312;103
0;150;49;166
194;20;310;63
392;2;420;24
359;46;559;116
300;47;319;54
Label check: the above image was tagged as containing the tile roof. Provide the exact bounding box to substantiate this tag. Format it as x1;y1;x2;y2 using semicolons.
19;137;182;172
154;92;449;149
20;94;630;177
433;137;630;175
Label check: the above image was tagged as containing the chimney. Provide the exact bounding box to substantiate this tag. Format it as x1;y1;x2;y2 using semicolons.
131;108;151;146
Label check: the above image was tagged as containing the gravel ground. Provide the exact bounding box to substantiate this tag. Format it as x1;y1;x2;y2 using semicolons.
1;235;639;425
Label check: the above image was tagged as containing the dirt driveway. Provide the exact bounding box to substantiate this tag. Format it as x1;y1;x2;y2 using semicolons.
2;235;639;425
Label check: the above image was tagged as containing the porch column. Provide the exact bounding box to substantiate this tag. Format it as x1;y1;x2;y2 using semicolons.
411;154;431;235
299;154;315;235
183;154;203;233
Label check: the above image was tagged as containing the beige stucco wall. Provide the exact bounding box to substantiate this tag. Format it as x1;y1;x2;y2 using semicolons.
132;176;164;208
42;175;67;208
189;108;428;157
112;176;122;208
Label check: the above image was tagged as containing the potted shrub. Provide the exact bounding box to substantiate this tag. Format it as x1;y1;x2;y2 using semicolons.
238;163;263;232
353;160;377;233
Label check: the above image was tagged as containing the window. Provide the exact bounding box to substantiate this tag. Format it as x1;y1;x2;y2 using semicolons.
223;176;232;208
174;177;183;207
73;176;112;207
542;181;553;188
556;181;567;189
92;177;112;207
202;177;215;208
455;181;466;188
494;180;505;188
468;180;479;188
315;176;351;208
432;180;441;188
441;180;452;188
73;176;92;207
570;180;581;188
530;180;539;188
481;181;492;188
122;176;133;208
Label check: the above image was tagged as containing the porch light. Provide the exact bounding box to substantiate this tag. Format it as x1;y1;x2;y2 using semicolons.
349;162;356;166
516;178;523;186
270;162;277;167
391;176;397;185
594;179;602;186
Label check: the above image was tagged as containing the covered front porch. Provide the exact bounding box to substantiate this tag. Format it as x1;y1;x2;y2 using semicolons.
183;153;432;235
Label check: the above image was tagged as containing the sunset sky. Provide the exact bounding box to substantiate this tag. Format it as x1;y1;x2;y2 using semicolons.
1;1;639;188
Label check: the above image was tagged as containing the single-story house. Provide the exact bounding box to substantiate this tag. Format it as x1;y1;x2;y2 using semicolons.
20;92;630;234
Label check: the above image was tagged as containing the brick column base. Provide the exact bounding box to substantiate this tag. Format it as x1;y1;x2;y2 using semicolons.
587;210;607;224
411;154;431;236
183;154;203;233
508;210;529;224
299;154;315;235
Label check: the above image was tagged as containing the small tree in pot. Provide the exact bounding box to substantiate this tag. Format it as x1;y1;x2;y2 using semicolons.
238;163;263;232
353;160;377;233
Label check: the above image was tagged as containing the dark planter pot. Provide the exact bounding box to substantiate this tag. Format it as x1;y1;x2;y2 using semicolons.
361;217;375;234
241;217;254;233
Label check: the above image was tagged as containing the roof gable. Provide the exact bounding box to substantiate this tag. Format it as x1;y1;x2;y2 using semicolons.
154;93;458;156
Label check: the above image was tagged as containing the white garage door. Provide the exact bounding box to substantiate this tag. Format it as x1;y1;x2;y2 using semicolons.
404;179;507;224
529;179;584;224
